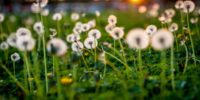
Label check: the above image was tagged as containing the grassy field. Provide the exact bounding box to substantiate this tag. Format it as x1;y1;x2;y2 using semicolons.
0;1;200;99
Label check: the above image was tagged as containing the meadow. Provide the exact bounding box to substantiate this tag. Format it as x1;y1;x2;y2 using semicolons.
0;0;200;99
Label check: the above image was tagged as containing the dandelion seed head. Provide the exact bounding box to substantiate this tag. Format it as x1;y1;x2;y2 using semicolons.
71;13;80;21
0;13;5;23
175;0;184;10
146;25;157;36
88;20;96;29
151;29;174;51
169;23;179;32
95;10;101;17
105;24;115;34
52;13;62;21
16;36;36;51
108;15;117;25
0;42;9;50
47;38;68;56
126;28;149;50
110;27;124;40
16;28;32;38
11;52;20;62
190;17;198;24
33;22;44;35
31;4;41;13
7;33;17;47
34;0;48;8
88;29;101;39
71;41;84;52
165;8;176;18
183;0;195;13
81;23;90;32
41;9;49;16
84;37;98;49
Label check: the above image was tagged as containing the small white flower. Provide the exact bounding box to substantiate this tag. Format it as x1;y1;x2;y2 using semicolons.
16;28;32;38
16;36;36;51
0;13;5;23
75;22;83;28
47;38;68;56
73;27;82;34
81;23;90;32
71;41;84;52
168;23;179;32
126;28;149;50
41;8;49;16
66;34;80;43
183;0;195;13
0;42;9;50
84;37;98;49
11;52;20;62
71;13;80;21
151;29;174;51
110;27;124;40
33;22;44;36
52;13;62;21
88;29;101;39
108;15;117;25
165;8;176;18
175;0;184;10
146;25;157;36
7;33;17;47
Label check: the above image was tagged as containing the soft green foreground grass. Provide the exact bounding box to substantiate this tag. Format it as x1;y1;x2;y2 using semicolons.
0;10;200;100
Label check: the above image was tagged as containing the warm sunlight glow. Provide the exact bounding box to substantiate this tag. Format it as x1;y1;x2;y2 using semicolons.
130;0;144;5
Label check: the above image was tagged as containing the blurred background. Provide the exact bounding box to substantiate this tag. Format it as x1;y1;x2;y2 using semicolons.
0;0;199;13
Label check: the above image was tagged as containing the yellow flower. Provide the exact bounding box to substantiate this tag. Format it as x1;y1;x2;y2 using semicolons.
60;77;73;85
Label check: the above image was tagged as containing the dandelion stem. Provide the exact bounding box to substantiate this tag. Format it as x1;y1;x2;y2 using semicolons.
170;45;175;91
13;62;16;78
42;35;48;93
186;13;196;66
81;53;89;70
183;43;189;74
118;39;127;64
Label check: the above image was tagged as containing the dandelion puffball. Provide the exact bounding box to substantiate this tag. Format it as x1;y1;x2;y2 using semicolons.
7;33;17;47
183;0;195;13
110;27;124;40
151;29;174;51
11;52;20;62
0;13;5;22
16;28;32;38
16;36;36;51
47;38;68;56
88;29;101;39
33;22;44;35
190;17;198;24
175;0;184;9
81;23;90;32
108;15;117;25
71;13;80;21
88;20;96;29
66;34;80;43
126;28;149;50
84;37;98;49
0;42;9;50
146;25;157;36
105;24;115;34
168;23;179;32
31;4;41;13
95;10;101;17
41;9;49;16
52;13;62;21
71;41;84;52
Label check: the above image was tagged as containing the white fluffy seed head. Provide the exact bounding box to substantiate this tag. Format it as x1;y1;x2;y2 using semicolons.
0;13;5;22
11;52;20;62
88;20;96;29
84;37;98;49
126;28;150;50
52;13;62;21
95;10;101;17
31;4;41;13
7;33;17;47
88;29;101;39
66;34;80;43
47;38;68;56
33;22;44;36
183;0;195;13
16;28;32;38
108;15;117;25
41;9;49;16
81;23;90;32
190;17;198;24
16;36;36;51
168;23;179;32
71;13;80;21
165;8;176;18
0;42;9;50
105;24;115;34
71;41;84;52
151;29;174;51
34;0;48;8
146;25;157;36
175;0;184;9
110;27;124;40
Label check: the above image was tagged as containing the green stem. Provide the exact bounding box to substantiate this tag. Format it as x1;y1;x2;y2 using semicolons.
43;35;48;93
119;39;127;64
81;53;89;70
13;62;16;78
186;13;196;66
170;46;175;91
183;44;189;74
